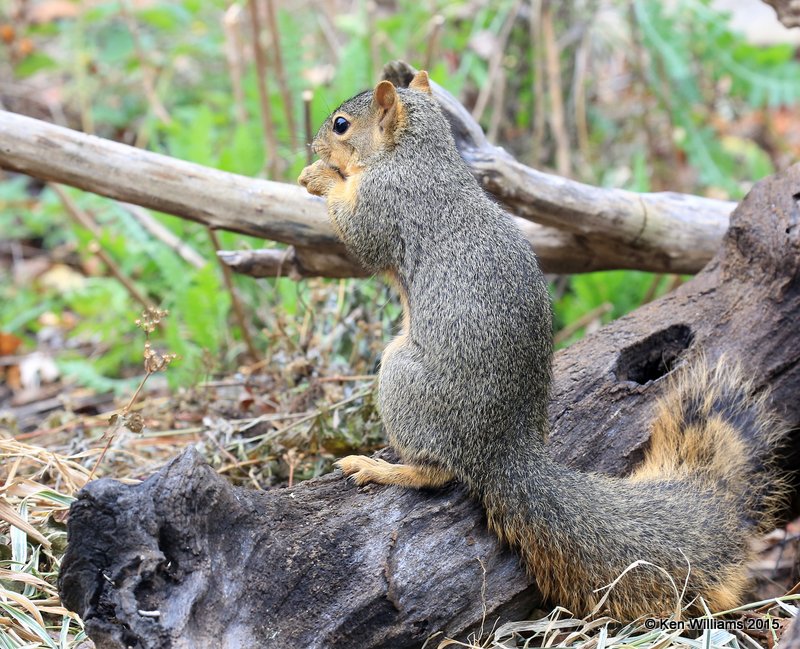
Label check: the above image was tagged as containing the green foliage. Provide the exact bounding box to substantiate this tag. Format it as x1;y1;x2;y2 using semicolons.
2;0;797;392
634;0;799;197
553;271;673;347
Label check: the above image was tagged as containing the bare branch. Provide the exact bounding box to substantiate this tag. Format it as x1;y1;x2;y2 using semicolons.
0;104;734;276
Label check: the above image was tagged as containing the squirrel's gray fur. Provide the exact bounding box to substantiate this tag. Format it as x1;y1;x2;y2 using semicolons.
299;77;787;620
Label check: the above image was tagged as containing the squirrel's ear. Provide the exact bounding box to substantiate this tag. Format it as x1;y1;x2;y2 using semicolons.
373;80;399;133
374;80;397;111
409;70;432;95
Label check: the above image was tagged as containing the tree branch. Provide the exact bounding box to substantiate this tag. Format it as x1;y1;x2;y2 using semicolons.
1;83;733;277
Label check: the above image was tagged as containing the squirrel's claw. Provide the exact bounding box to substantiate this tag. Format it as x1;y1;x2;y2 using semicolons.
335;455;383;486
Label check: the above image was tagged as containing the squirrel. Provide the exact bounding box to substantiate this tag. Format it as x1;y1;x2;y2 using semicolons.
298;67;787;620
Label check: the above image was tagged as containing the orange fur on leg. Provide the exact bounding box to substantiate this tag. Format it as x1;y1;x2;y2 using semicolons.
336;456;453;488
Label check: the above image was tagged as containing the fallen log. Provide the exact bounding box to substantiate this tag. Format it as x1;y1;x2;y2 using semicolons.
58;163;800;647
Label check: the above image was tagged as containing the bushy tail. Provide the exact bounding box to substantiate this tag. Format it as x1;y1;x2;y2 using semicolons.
632;355;788;532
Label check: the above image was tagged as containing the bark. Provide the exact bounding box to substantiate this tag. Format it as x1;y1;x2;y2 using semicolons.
0;90;733;276
216;246;370;280
761;0;800;28
782;615;800;649
58;164;800;648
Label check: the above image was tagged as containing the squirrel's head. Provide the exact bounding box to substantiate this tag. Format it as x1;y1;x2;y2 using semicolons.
311;70;433;176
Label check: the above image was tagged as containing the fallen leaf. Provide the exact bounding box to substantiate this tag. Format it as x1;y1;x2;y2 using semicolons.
0;332;23;356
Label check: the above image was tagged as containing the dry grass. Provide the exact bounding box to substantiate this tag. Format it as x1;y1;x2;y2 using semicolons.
431;596;798;649
0;368;381;646
0;438;89;647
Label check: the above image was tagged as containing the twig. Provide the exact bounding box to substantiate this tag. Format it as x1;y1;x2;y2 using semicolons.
207;228;261;362
125;372;151;412
263;0;297;146
72;13;94;135
666;275;685;292
572;22;592;170
529;0;546;164
217;458;264;474
223;3;248;125
217;247;369;280
284;448;301;488
313;1;341;63
317;374;376;383
122;203;206;269
87;309;176;481
553;302;613;345
119;0;172;124
423;14;445;72
303;90;314;166
87;371;150;481
542;1;571;177
641;273;666;305
754;581;800;613
472;0;521;125
367;1;381;82
50;184;154;310
247;0;280;178
487;58;508;143
626;4;674;190
205;429;243;472
630;4;683;185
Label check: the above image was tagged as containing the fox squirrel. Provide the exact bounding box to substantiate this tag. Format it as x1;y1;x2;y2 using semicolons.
298;67;786;620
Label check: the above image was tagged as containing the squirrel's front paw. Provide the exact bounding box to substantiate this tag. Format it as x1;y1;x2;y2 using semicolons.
298;160;341;197
336;455;385;486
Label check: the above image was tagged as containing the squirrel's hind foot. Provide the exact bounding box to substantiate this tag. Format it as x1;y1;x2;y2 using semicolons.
336;455;454;489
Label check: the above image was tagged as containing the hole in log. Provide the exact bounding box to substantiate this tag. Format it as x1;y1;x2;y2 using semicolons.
614;324;694;385
790;193;800;234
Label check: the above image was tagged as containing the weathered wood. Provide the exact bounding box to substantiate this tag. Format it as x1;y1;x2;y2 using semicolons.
546;164;800;475
59;448;537;649
0;110;336;248
762;0;800;28
216;221;623;278
216;246;370;280
0;94;733;275
58;165;800;648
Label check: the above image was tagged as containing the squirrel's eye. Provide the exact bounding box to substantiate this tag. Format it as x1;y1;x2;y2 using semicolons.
333;116;350;135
